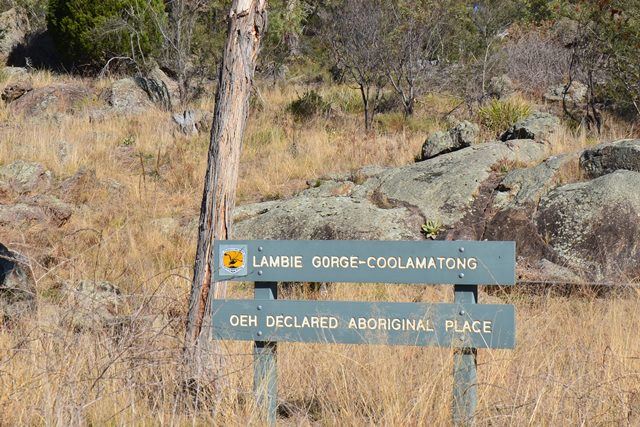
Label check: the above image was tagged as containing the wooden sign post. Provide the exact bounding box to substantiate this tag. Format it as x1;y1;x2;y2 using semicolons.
212;240;517;425
254;281;277;425
453;284;479;426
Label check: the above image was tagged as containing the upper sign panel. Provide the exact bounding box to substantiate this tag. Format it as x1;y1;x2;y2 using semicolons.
214;240;515;285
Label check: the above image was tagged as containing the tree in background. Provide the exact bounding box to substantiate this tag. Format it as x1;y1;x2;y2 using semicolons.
500;27;572;95
465;0;523;100
37;0;640;126
261;0;312;71
184;2;229;92
320;0;552;125
323;0;388;130
47;0;166;69
379;0;457;116
602;2;640;118
153;0;312;102
552;0;640;129
160;0;218;103
434;0;561;109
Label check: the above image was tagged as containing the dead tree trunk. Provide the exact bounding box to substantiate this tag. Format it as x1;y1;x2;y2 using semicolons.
183;0;267;398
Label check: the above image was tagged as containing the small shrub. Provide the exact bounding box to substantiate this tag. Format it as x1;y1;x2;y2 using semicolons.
478;98;532;133
287;90;330;122
421;219;442;239
324;86;361;114
120;135;135;146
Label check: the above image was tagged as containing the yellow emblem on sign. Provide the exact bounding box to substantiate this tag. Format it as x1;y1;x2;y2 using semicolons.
223;249;245;271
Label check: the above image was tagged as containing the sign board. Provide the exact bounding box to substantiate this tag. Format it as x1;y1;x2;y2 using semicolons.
214;240;515;285
212;299;515;349
210;239;518;425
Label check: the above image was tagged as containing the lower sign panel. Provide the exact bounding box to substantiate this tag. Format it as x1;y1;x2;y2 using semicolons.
212;300;515;349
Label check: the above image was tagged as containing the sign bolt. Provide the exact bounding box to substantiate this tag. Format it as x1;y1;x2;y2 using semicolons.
257;305;263;310
459;247;465;253
258;246;263;252
459;310;465;316
258;270;263;276
458;273;465;279
257;331;263;337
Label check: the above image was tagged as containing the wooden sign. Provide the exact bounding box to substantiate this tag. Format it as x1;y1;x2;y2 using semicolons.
211;239;517;426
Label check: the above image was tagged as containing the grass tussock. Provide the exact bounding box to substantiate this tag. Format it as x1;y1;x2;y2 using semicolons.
0;70;639;424
477;97;532;135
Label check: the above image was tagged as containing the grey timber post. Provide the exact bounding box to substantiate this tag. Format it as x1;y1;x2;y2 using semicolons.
254;282;277;425
453;284;478;426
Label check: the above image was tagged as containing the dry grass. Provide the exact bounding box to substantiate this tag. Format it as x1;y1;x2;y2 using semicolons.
237;84;432;202
2;285;640;425
0;70;639;425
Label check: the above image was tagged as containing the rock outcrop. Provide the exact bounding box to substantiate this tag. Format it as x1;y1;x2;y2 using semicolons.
544;81;587;104
579;139;640;178
536;171;640;281
0;8;30;61
0;161;52;194
172;109;213;135
0;162;78;228
2;79;33;103
235;135;640;284
235;140;548;243
485;154;579;262
0;196;72;227
63;280;124;332
9;83;92;117
104;71;179;114
58;167;100;204
488;75;515;99
148;66;180;108
420;121;479;160
104;78;154;114
501;112;561;142
3;66;28;79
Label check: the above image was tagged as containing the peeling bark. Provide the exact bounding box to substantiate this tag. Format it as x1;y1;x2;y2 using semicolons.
183;0;267;399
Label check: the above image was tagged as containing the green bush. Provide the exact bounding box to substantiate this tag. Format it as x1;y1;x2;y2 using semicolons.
287;90;330;122
478;98;532;133
47;0;166;67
